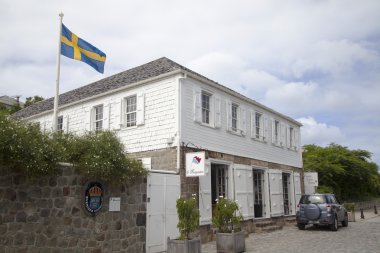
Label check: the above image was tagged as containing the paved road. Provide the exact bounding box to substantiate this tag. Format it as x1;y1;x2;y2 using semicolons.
202;214;380;253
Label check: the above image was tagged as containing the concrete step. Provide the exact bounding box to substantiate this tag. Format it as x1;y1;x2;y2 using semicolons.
258;225;282;233
255;220;276;227
285;217;297;225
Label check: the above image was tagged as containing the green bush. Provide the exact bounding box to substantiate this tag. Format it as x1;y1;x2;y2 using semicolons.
176;195;200;240
343;202;355;212
317;185;334;194
0;115;60;178
0;114;147;184
213;197;243;233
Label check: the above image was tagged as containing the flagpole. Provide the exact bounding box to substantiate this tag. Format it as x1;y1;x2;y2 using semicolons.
53;12;64;132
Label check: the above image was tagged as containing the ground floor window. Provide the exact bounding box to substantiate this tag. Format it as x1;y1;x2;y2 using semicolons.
253;170;265;218
282;173;290;215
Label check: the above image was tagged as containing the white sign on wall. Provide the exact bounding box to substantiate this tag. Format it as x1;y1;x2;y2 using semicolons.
185;152;205;177
109;197;121;211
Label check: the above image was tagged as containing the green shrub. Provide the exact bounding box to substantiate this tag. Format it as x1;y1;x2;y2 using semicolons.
343;202;355;212
176;195;200;240
0;114;147;184
317;185;334;194
212;197;243;233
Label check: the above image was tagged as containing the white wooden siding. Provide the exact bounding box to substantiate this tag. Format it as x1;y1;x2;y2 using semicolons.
180;78;303;168
30;78;178;153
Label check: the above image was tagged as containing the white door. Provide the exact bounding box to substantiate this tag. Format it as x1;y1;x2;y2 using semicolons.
293;172;302;210
199;160;212;225
268;169;284;217
234;164;255;219
146;173;180;253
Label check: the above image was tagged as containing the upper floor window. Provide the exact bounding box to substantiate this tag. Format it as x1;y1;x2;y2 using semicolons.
94;105;103;130
57;116;63;133
231;103;238;131
202;91;211;124
126;95;137;127
255;112;262;139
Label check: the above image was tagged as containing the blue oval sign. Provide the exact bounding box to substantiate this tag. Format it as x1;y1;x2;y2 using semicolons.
85;182;103;215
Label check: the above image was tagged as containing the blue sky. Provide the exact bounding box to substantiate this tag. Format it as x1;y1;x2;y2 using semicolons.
1;0;379;165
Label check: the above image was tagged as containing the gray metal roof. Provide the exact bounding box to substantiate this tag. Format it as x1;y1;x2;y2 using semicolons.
11;57;301;126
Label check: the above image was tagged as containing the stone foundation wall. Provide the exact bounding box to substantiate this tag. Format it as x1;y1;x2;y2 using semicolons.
0;165;147;253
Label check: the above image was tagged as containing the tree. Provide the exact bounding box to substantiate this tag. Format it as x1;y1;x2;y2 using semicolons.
303;143;380;201
24;96;44;107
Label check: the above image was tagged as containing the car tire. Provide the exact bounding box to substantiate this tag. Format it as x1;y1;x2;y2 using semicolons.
330;215;338;231
342;213;348;227
297;223;306;230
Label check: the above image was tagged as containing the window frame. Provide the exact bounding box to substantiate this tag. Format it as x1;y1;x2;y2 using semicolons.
231;103;239;132
274;120;280;144
57;115;63;133
125;95;137;128
93;104;103;131
201;91;212;125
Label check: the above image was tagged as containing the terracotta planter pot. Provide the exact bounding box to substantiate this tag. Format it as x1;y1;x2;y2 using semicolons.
167;237;201;253
216;230;245;253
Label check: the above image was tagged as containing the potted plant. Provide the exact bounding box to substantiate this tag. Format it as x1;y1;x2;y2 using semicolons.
167;194;201;253
213;197;245;253
343;202;356;222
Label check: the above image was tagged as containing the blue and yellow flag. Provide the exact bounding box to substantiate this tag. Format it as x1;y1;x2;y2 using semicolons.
61;24;106;73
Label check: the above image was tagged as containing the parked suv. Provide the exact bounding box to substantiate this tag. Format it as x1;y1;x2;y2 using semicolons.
296;193;348;231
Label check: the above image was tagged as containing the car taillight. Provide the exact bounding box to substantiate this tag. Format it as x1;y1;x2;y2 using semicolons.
326;204;331;212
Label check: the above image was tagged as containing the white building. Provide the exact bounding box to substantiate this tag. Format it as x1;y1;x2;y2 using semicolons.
13;57;303;252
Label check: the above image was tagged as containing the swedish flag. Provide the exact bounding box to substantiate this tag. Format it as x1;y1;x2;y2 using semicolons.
61;24;106;73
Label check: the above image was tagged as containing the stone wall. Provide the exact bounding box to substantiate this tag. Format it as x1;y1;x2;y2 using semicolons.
0;165;147;253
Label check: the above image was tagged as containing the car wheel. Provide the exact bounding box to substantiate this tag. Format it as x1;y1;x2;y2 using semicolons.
342;213;348;227
330;215;338;231
297;223;306;230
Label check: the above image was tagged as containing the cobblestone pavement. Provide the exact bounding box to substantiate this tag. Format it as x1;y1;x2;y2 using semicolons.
202;212;380;253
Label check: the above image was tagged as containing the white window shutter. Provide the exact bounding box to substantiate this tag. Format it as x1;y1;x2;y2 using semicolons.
199;160;212;225
293;172;302;210
271;119;275;144
234;164;254;219
214;95;222;128
280;123;286;146
103;103;110;130
136;92;145;126
240;107;246;135
194;88;202;123
294;128;300;150
63;115;69;133
227;101;232;131
286;126;291;148
263;116;268;141
85;108;92;131
268;169;284;217
119;98;125;128
250;111;255;138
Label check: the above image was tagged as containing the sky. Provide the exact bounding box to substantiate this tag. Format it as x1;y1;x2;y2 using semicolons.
1;0;379;165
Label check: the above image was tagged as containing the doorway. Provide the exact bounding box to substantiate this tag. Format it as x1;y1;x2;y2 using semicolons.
253;169;265;218
211;164;229;214
282;173;291;215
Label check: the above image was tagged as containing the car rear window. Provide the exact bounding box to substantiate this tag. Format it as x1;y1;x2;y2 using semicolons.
300;195;326;204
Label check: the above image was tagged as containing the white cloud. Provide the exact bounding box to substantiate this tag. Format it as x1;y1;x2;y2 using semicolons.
297;117;345;146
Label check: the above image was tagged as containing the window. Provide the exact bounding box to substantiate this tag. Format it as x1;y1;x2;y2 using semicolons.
211;164;229;205
255;112;262;139
94;105;103;130
57;116;63;133
126;95;137;127
231;103;238;131
274;120;280;144
201;92;211;124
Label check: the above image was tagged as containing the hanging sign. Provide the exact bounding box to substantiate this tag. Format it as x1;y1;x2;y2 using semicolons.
84;182;103;215
186;152;205;177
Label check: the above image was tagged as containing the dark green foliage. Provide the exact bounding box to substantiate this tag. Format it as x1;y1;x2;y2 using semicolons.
24;96;44;107
343;202;355;212
0;114;147;184
67;131;147;185
303;143;380;201
212;197;243;233
0;114;59;178
176;196;200;240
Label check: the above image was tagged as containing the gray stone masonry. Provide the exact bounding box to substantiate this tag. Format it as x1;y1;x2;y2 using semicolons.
0;165;147;253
